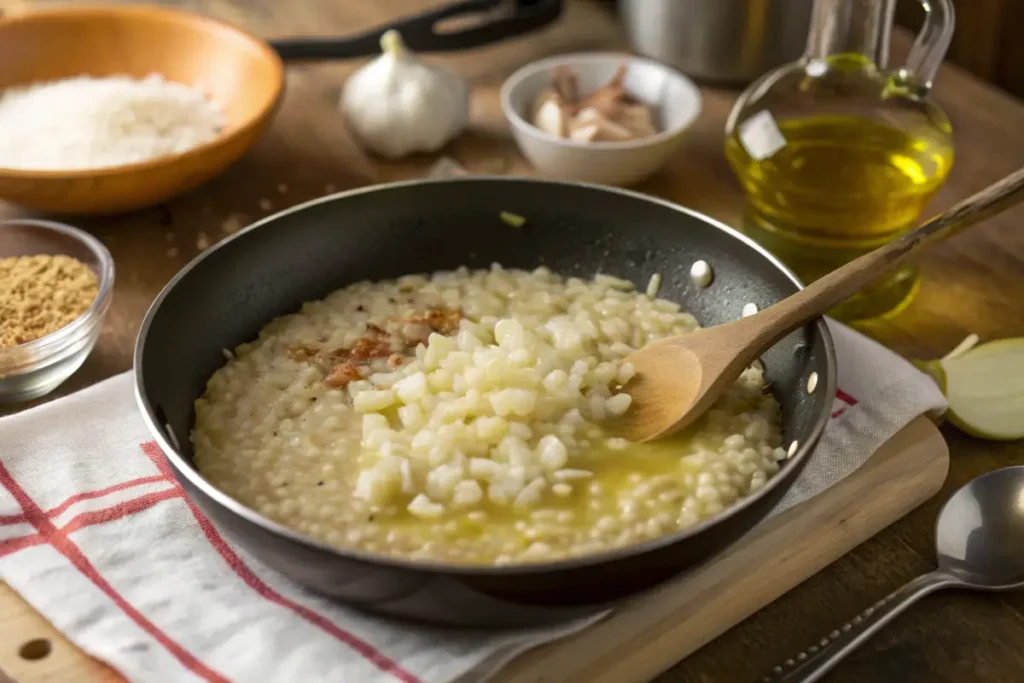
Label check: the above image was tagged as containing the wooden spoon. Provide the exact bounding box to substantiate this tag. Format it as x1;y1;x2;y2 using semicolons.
620;166;1024;443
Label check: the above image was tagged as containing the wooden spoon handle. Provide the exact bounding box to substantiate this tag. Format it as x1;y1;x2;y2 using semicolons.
748;165;1024;347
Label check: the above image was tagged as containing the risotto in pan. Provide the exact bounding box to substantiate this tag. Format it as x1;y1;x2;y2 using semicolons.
192;265;786;565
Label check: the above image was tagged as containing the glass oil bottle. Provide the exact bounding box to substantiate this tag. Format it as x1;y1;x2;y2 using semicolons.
725;0;955;322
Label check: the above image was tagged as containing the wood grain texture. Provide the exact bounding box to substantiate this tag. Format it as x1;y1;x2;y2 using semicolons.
0;0;1023;681
499;418;948;683
0;586;122;682
0;418;948;683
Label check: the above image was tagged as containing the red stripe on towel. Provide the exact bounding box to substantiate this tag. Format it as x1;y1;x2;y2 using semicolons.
59;488;183;536
141;441;423;683
0;459;227;683
831;388;859;418
0;533;46;558
0;475;171;526
836;388;858;406
46;475;171;520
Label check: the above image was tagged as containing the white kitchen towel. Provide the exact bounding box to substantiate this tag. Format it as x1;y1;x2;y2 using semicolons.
0;320;946;683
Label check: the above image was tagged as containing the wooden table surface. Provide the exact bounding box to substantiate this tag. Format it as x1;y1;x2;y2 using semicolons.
2;0;1024;681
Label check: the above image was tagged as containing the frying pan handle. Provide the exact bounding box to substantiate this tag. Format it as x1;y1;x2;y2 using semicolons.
269;0;563;62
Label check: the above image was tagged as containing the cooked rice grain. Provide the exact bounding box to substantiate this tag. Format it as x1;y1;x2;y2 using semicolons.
192;265;785;564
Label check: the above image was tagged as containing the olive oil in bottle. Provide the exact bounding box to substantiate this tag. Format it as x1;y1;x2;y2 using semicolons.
725;113;953;320
726;115;952;245
723;0;957;323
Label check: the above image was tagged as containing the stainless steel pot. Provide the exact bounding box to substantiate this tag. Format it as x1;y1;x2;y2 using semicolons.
618;0;814;84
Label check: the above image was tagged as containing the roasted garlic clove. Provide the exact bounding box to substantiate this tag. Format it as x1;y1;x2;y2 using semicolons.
550;65;580;106
532;88;570;138
569;107;637;142
613;103;658;139
529;63;660;142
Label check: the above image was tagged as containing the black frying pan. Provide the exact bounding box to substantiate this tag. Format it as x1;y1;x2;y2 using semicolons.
133;178;835;627
269;0;563;61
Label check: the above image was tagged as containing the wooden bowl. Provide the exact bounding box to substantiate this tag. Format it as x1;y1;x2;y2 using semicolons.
0;4;284;215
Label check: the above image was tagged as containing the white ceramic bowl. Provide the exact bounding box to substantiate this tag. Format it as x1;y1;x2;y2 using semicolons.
500;52;702;186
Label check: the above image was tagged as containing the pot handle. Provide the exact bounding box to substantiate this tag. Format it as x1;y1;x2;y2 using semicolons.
269;0;563;62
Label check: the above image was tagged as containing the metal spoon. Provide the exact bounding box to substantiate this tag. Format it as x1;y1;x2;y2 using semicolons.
619;166;1024;443
762;465;1024;683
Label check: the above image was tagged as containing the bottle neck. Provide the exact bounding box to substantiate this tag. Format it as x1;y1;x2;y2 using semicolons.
805;0;896;68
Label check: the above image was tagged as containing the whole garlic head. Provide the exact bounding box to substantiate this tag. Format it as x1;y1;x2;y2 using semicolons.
341;30;470;159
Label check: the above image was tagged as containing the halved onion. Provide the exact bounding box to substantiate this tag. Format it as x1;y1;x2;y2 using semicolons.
917;336;1024;441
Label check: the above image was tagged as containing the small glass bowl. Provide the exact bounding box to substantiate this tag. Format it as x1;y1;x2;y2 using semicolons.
0;219;114;404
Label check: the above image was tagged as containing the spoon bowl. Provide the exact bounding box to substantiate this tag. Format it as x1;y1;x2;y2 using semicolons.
766;465;1024;682
936;465;1024;590
622;166;1024;443
617;342;705;440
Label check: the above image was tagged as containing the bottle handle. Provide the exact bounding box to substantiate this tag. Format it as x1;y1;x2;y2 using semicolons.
899;0;955;92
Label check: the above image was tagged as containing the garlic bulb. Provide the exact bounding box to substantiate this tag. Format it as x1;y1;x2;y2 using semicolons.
341;30;469;159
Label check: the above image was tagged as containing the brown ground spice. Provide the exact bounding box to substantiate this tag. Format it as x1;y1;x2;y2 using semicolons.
0;254;99;349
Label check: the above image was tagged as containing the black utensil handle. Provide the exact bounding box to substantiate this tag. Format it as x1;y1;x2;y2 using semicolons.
270;0;562;62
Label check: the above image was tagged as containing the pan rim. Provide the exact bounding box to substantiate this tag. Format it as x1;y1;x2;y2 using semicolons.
133;176;837;578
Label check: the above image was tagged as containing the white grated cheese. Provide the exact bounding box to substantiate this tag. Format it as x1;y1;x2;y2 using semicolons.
0;73;224;171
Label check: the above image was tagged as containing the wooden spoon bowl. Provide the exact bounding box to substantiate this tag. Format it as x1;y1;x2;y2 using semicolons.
622;166;1024;442
0;4;284;214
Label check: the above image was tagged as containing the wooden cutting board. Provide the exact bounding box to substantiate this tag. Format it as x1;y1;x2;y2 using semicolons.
0;417;948;683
